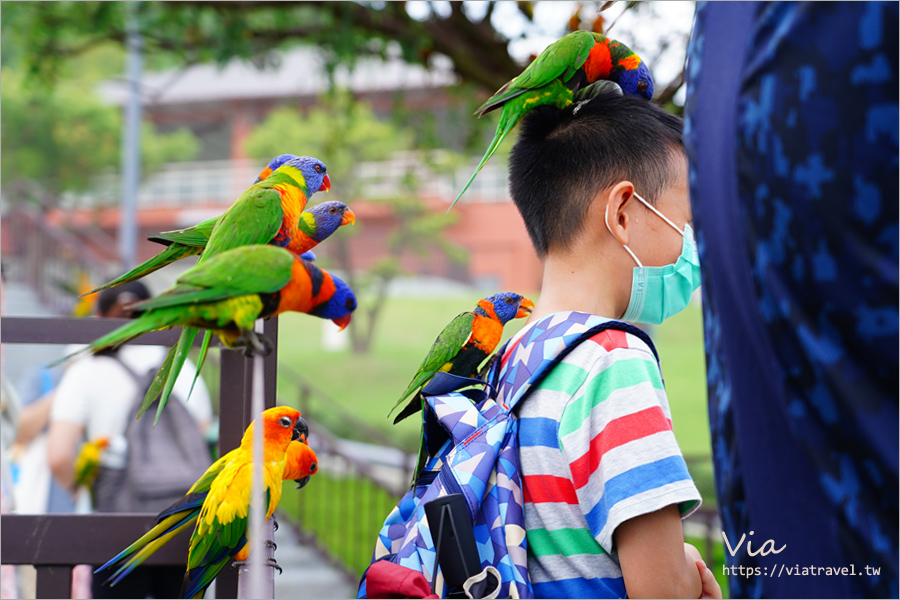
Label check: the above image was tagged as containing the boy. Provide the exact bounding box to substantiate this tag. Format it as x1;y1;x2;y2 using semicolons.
501;91;720;598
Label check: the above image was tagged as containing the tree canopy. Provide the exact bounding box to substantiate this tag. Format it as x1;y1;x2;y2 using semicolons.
1;1;688;105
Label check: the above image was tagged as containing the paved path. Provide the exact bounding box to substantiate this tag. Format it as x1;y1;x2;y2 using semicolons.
274;526;358;599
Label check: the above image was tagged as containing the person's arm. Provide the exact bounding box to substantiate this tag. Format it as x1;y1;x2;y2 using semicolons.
15;392;54;446
47;419;84;491
615;504;703;598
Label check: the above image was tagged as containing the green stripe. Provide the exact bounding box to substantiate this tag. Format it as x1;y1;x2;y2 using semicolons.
558;356;663;438
535;362;589;393
527;527;606;557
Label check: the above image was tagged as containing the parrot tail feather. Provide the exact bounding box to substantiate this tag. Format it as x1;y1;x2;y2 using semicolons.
138;345;177;421
84;245;197;296
187;330;213;403
447;122;514;213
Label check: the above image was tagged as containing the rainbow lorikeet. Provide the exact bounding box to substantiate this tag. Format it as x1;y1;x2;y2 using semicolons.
390;292;535;424
73;245;356;420
152;154;333;419
449;30;654;210
86;200;354;295
95;437;317;591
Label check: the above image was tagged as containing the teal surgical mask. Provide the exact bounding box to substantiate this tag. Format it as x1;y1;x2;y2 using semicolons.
605;192;701;325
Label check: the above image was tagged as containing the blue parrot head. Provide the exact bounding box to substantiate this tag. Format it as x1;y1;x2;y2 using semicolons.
273;156;331;195
613;61;654;100
307;201;356;241
479;292;535;324
255;154;299;183
309;273;357;331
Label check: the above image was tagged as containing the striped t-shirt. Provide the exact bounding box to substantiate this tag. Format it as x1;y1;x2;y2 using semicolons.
498;311;701;599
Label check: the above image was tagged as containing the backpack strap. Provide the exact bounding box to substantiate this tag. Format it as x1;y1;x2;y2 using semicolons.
490;320;660;416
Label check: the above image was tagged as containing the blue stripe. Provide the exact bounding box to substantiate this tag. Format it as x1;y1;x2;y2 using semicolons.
532;575;626;599
518;417;559;448
585;455;692;536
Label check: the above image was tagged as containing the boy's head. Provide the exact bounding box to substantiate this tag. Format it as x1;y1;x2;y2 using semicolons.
509;91;685;258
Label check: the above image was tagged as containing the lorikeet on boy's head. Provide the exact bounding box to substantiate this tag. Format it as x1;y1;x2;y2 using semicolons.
449;30;654;210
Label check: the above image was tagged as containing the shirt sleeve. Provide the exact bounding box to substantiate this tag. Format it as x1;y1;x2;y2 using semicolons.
558;330;701;554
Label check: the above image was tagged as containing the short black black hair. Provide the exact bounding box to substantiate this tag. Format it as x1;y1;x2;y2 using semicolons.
97;280;151;316
508;91;684;257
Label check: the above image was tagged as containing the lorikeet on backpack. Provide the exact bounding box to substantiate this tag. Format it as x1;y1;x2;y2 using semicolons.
450;31;654;209
391;293;534;425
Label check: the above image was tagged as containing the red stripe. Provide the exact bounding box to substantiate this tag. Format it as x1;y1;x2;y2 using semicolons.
569;406;673;489
522;474;580;505
586;329;629;353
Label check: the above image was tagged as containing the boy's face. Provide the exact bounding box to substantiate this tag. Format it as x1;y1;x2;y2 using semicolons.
624;158;691;269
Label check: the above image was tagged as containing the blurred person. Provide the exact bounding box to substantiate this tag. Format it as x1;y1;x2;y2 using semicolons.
1;379;22;600
685;2;898;597
47;281;213;599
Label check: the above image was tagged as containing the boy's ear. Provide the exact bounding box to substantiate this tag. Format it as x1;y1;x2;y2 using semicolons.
601;181;637;246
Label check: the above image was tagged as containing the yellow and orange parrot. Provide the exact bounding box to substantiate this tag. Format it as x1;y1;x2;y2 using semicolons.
95;406;311;598
74;436;109;490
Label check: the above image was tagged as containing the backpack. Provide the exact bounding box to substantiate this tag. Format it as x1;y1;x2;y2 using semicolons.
358;316;659;599
94;355;212;514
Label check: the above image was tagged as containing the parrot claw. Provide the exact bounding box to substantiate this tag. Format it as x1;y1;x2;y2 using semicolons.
236;331;273;357
266;540;277;551
272;516;279;532
232;557;282;575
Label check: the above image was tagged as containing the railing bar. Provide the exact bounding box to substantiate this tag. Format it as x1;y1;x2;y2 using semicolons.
35;565;73;599
1;317;212;346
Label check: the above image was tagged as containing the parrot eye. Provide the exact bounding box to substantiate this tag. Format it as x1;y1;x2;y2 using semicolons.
504;297;513;304
310;462;317;473
278;416;292;428
314;164;324;173
638;80;649;92
345;298;354;310
329;208;337;214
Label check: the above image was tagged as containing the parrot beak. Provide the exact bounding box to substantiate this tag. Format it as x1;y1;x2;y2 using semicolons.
516;297;535;319
254;167;273;184
332;313;352;332
319;174;331;193
340;208;356;226
292;416;309;442
294;476;312;490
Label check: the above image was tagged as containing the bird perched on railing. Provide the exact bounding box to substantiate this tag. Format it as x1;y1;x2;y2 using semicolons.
64;245;356;421
96;406;311;599
96;432;318;593
449;30;654;210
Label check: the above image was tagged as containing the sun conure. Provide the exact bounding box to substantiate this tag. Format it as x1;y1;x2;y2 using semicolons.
449;30;654;210
94;436;317;591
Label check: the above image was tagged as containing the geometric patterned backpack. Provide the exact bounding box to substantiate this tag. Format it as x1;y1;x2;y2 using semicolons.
358;314;658;599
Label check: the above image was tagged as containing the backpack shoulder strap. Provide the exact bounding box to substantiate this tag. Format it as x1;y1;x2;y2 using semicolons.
493;320;659;415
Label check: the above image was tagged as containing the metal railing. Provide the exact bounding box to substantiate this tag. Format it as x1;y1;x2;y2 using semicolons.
0;316;280;599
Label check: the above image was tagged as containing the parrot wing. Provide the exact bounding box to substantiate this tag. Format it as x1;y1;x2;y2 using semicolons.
476;30;595;116
201;186;284;262
95;452;234;587
391;312;476;415
148;217;218;248
135;246;294;312
183;459;275;599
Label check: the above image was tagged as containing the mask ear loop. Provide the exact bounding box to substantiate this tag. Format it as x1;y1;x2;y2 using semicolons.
605;202;644;268
632;192;686;236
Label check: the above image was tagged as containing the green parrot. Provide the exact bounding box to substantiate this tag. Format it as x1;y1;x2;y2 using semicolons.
449;30;654;210
158;154;333;421
390;293;534;484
